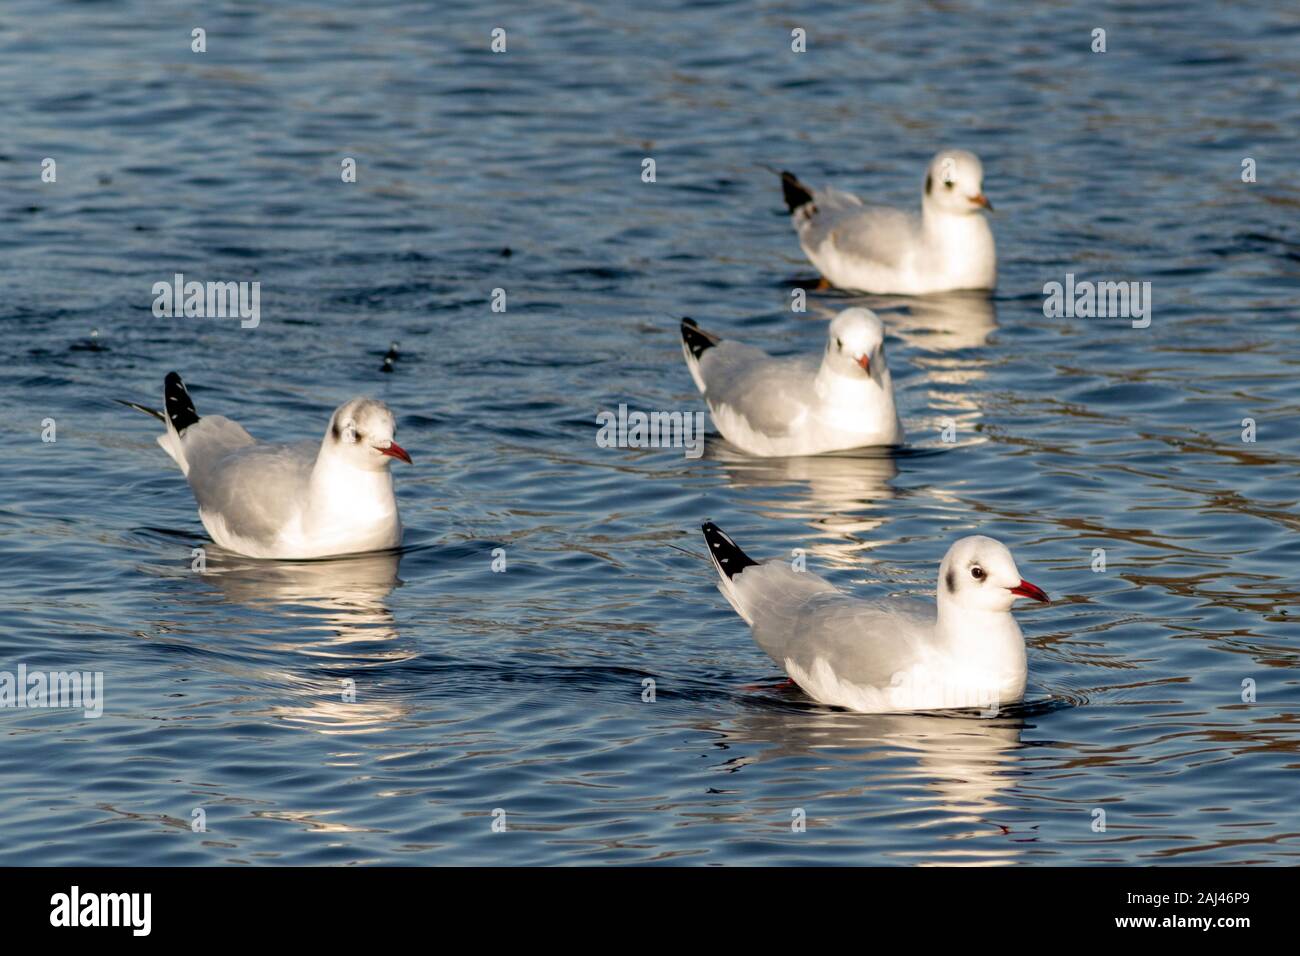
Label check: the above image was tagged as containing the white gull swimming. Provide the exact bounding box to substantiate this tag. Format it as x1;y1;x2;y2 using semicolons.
777;149;996;295
119;372;410;559
680;308;903;457
701;522;1049;714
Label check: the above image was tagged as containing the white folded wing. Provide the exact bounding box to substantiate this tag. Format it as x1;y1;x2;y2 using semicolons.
164;415;316;550
692;342;820;443
796;187;922;283
720;559;936;695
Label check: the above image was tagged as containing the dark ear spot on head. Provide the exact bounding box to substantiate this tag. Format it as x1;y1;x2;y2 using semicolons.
925;173;932;196
332;420;341;441
945;569;956;593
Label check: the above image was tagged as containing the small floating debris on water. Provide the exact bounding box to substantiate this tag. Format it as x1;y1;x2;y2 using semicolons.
500;246;512;257
70;328;108;352
380;340;399;372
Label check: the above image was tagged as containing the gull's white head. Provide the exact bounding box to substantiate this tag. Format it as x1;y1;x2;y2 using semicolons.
324;398;411;471
922;150;992;217
824;307;888;379
937;535;1048;613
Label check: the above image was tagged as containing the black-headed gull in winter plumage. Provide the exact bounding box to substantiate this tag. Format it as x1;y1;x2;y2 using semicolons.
777;149;996;294
680;308;903;456
701;522;1049;714
119;372;411;559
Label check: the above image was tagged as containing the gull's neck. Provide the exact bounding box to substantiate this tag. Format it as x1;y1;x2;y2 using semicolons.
922;202;979;238
305;442;397;523
935;600;1023;648
918;205;996;290
813;360;889;405
920;204;994;253
933;595;1028;699
812;359;897;436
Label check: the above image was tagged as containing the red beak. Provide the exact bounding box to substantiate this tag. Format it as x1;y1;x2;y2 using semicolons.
857;354;870;373
969;193;993;211
375;440;412;464
1009;579;1049;603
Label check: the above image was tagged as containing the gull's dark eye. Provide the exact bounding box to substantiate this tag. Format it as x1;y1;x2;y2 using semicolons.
940;158;957;190
970;566;985;581
836;337;843;350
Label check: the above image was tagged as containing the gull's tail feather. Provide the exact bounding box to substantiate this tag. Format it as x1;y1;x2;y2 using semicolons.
680;317;720;359
164;372;199;434
114;399;165;422
160;372;200;473
779;170;815;215
701;524;841;643
702;522;757;579
681;317;720;392
702;521;759;623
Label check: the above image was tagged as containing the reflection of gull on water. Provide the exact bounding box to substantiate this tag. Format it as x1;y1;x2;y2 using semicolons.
708;446;899;566
707;706;1028;864
199;547;404;645
861;291;999;353
195;547;414;732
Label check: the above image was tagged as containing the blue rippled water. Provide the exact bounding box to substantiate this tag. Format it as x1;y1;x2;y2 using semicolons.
0;1;1298;865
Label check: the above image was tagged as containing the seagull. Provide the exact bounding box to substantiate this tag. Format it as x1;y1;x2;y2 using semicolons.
700;522;1049;714
118;372;411;559
680;308;903;456
776;150;996;295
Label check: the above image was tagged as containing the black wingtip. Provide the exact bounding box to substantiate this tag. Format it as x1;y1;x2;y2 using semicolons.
701;522;758;580
163;371;200;434
680;317;721;360
779;170;815;214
